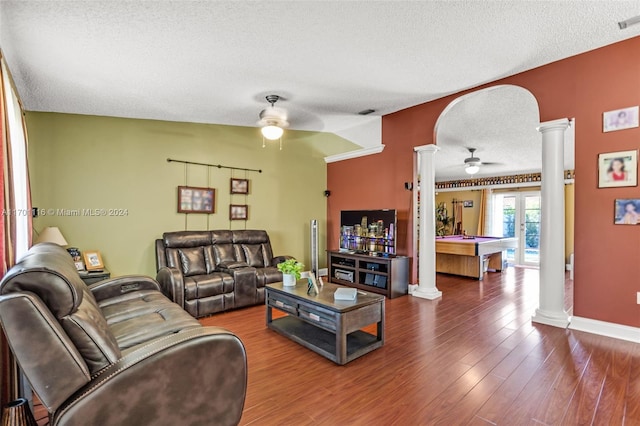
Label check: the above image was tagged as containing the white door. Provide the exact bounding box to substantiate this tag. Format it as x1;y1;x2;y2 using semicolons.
493;191;541;266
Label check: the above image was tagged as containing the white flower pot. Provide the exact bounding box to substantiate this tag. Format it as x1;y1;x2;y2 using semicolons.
282;273;297;287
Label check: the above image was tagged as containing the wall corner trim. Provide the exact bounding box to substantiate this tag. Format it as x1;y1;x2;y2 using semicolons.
569;316;640;343
324;145;385;163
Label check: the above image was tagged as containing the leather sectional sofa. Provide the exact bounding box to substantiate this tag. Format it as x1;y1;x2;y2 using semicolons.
155;230;290;318
0;243;247;426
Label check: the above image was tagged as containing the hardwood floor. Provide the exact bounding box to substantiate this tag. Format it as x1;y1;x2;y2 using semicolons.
201;268;640;425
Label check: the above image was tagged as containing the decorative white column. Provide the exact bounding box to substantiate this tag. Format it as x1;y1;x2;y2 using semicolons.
413;144;442;300
532;118;570;328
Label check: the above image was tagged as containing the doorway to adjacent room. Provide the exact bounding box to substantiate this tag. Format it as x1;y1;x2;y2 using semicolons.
492;191;541;266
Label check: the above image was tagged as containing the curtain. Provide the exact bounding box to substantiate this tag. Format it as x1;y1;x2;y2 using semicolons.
0;50;33;405
477;189;492;235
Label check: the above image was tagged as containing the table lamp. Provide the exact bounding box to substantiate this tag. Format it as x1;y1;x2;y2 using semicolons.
34;227;68;246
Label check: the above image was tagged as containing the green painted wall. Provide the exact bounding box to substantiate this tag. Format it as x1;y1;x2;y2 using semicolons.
27;112;358;276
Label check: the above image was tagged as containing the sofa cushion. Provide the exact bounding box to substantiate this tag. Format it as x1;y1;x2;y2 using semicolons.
232;230;270;245
99;290;185;323
242;244;265;267
178;247;207;277
60;287;122;374
0;244;86;318
101;290;200;350
213;244;236;264
183;273;234;301
163;231;212;248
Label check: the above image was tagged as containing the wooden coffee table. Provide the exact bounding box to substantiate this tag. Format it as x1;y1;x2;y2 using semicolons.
266;281;385;365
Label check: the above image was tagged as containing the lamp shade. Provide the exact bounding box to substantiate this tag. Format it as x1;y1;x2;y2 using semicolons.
261;125;284;140
465;164;480;175
34;227;68;246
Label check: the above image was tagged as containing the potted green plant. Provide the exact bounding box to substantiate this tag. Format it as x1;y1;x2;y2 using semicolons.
436;202;452;237
277;258;304;287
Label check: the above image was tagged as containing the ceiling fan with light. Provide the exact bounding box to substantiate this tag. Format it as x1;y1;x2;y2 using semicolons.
463;148;498;175
257;94;289;149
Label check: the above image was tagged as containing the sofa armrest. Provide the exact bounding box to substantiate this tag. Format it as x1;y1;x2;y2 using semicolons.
52;327;247;426
156;267;185;309
271;255;294;267
89;276;161;302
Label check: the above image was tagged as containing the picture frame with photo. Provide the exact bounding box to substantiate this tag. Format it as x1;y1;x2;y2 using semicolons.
83;250;104;271
598;150;638;188
230;178;249;195
178;186;215;213
614;199;640;225
603;106;639;132
229;204;248;220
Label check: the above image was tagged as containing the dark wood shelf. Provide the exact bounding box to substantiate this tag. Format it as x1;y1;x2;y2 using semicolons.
269;316;381;363
327;251;409;298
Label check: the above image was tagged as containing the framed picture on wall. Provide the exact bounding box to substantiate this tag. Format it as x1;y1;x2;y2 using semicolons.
83;250;104;271
598;150;638;188
177;186;215;213
229;204;248;220
614;199;640;225
603;106;639;132
230;178;249;195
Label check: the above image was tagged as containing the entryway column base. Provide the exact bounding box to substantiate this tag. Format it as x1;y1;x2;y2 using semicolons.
412;288;442;300
532;308;570;328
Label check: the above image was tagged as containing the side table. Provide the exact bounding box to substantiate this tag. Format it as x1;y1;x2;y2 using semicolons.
78;269;111;285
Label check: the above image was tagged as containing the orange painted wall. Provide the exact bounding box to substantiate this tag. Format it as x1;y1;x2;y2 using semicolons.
327;36;640;328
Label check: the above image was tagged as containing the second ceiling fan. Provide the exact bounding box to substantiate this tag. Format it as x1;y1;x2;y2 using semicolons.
463;148;497;175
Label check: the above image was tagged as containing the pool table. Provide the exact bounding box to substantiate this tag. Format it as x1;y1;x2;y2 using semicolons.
435;235;518;280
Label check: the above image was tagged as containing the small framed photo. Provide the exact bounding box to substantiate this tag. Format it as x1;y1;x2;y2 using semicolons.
229;204;248;221
83;251;104;271
614;199;640;225
603;106;639;132
74;261;85;271
463;200;474;208
598;150;638;188
178;186;215;213
230;178;249;195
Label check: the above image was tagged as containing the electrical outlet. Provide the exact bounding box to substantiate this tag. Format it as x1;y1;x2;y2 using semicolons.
637;292;640;305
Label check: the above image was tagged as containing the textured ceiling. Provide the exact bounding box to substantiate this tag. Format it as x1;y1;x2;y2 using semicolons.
0;1;639;153
434;85;575;181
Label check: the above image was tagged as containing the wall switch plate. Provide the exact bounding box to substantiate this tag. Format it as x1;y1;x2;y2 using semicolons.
637;292;640;305
318;268;328;277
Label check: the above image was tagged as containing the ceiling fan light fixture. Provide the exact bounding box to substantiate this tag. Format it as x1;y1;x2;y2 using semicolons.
261;124;284;140
465;164;480;175
257;95;289;148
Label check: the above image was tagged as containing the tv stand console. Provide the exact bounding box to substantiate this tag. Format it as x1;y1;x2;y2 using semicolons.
328;250;409;298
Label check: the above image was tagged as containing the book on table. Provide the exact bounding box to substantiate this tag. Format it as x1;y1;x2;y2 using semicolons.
334;287;357;301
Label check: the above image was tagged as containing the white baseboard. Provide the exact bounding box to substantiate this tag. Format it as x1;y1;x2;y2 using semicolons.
408;284;418;294
569;316;640;343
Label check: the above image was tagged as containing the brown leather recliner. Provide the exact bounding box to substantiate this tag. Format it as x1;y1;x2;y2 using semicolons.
0;243;247;426
155;230;291;318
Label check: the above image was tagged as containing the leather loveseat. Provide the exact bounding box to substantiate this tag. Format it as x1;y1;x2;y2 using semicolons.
0;243;247;426
155;230;291;318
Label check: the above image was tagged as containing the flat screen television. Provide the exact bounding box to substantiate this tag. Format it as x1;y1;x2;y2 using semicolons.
339;209;397;255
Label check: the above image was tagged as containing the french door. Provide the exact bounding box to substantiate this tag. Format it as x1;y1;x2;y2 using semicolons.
493;191;541;266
